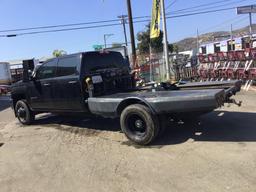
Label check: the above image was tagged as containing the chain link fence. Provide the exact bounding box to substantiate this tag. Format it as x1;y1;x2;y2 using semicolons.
136;52;198;83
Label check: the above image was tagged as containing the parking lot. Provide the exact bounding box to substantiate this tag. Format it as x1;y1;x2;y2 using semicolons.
0;90;256;192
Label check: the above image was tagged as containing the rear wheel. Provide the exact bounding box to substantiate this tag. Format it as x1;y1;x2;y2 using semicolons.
15;100;35;125
120;104;159;145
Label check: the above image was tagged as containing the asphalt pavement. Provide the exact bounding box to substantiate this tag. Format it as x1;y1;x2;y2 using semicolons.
0;91;256;192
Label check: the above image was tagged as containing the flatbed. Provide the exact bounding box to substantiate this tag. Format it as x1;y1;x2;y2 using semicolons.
177;80;241;89
89;89;226;117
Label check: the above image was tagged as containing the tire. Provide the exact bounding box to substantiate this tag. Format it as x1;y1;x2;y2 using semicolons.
15;100;35;125
120;104;159;145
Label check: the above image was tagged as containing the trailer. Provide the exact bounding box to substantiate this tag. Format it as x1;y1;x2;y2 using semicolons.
0;62;11;95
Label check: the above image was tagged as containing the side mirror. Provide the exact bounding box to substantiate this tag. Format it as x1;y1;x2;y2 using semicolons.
28;70;35;81
23;69;34;82
22;59;35;82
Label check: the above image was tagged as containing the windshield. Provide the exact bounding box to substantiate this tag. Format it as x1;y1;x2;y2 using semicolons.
83;51;127;72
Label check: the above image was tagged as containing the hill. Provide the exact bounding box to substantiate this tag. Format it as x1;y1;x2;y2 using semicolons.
174;24;256;52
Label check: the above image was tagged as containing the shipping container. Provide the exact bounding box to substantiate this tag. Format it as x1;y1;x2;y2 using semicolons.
0;62;12;85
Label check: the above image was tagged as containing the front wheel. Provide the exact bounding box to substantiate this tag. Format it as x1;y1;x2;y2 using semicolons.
15;100;35;125
120;104;159;145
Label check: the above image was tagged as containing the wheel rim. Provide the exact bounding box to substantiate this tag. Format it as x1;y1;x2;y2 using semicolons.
17;105;27;123
125;113;147;137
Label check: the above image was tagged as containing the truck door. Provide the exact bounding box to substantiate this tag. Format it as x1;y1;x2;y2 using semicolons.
29;59;58;110
54;55;83;111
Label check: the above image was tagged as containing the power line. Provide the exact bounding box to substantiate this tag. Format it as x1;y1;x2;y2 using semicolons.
166;6;236;19
167;0;249;15
232;16;250;27
200;15;248;34
0;23;122;37
0;19;121;33
0;1;252;34
167;0;237;14
166;0;179;11
184;14;249;41
0;15;152;34
0;6;247;37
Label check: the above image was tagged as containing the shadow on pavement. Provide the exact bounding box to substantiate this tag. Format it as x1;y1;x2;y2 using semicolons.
154;111;256;146
35;114;121;132
32;110;256;146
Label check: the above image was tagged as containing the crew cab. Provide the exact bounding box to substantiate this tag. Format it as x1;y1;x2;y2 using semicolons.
11;51;242;145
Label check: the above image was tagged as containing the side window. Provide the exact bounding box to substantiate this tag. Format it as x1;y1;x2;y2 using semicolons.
37;60;57;79
57;56;79;77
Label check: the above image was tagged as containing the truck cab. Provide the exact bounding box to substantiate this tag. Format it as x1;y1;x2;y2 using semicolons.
11;51;132;114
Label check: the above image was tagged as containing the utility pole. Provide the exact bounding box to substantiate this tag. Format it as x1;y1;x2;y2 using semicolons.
103;34;114;48
230;24;234;51
249;12;253;42
160;0;171;80
104;35;107;49
237;5;255;48
118;15;128;47
126;0;137;68
149;44;153;82
197;28;199;54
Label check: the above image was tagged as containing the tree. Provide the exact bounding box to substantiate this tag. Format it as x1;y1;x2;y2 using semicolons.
168;44;179;53
172;44;179;53
52;50;67;57
168;44;174;53
137;24;163;54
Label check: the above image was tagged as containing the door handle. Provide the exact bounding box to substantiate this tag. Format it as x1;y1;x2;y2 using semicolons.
68;81;78;84
43;83;51;86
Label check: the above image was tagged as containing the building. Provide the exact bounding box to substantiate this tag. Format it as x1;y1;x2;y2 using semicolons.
199;34;256;54
6;57;52;82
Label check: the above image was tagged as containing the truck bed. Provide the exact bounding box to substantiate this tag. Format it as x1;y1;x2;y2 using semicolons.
177;80;241;90
88;89;225;117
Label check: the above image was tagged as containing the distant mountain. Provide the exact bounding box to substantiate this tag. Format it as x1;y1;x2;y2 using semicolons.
174;24;256;52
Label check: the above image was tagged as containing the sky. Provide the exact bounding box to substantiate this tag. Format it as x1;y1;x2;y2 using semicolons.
0;0;255;61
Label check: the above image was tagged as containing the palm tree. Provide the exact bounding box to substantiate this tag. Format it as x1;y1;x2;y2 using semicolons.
52;50;67;57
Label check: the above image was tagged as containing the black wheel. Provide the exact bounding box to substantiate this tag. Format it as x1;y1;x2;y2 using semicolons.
15;100;35;125
120;104;159;145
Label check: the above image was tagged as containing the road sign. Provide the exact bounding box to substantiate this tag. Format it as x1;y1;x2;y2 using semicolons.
93;45;103;51
237;5;256;14
237;4;255;42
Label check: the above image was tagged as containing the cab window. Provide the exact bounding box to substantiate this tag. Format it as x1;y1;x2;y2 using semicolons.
83;52;126;72
57;56;79;77
37;60;57;79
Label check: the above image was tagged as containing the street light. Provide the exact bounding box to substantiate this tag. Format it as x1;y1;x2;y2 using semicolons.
118;15;128;47
104;34;114;48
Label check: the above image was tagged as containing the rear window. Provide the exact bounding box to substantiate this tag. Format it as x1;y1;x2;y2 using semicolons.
83;52;126;72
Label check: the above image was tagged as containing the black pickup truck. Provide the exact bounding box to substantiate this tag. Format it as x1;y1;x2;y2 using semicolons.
11;51;242;145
